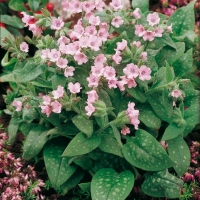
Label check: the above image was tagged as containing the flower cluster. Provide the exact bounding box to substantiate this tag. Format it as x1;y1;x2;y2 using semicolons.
0;133;45;200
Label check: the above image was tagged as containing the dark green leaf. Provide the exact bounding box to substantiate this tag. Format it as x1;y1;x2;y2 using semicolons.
9;0;27;11
0;15;24;28
132;0;149;13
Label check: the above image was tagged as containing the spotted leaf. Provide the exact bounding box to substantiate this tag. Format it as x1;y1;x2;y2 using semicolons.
91;168;134;200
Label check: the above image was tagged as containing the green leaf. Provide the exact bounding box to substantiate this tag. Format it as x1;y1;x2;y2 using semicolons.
60;170;84;195
165;61;174;83
28;0;40;12
126;87;146;103
99;135;123;157
91;168;134;200
1;51;17;67
73;68;89;90
22;105;39;123
110;125;123;147
0;27;11;46
184;89;200;107
42;112;61;128
161;122;186;141
7;117;22;145
14;63;47;82
62;132;101;157
51;74;66;90
184;104;200;126
142;170;183;198
72;155;93;170
9;0;27;11
122;129;174;171
138;104;161;129
72;115;93;137
18;123;36;137
167;1;196;35
132;0;149;13
43;137;77;191
22;125;48;160
173;49;193;77
31;78;52;88
167;135;190;176
98;88;112;107
0;15;24;28
79;182;91;192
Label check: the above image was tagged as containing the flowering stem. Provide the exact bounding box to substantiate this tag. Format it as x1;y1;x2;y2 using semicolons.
95;121;114;135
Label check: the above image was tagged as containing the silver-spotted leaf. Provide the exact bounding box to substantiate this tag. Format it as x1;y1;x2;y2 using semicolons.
43;137;77;190
91;168;134;200
142;170;183;198
122;129;174;171
167;135;190;176
62;132;101;157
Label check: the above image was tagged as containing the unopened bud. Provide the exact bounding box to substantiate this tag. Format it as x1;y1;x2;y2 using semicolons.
93;100;107;117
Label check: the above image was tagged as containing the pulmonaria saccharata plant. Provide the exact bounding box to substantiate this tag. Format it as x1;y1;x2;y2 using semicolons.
1;0;199;199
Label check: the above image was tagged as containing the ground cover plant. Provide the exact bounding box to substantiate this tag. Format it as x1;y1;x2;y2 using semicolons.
0;0;200;199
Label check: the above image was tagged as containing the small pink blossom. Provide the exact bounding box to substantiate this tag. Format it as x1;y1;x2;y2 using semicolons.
85;25;97;36
79;36;89;48
62;0;70;12
112;50;122;65
127;78;137;88
28;24;42;36
123;63;139;79
143;30;155;41
108;78;118;89
147;12;160;26
85;103;95;116
56;58;68;69
74;52;88;65
52;85;64;99
51;101;62;113
138;65;152;81
41;105;52;117
121;126;130;135
111;16;124;28
12;100;23;111
94;54;107;65
167;24;173;33
69;0;82;13
140;52;148;61
20;42;29;52
57;36;70;44
171;89;182;98
87;74;99;87
110;0;123;11
116;39;127;51
21;12;34;27
95;0;106;11
42;95;51;105
41;49;50;59
64;66;75;77
103;66;116;80
51;17;64;30
135;25;146;37
88;36;102;51
89;15;101;26
82;0;95;13
132;8;141;19
91;64;104;77
86;90;99;103
73;24;85;38
48;49;61;62
154;27;164;37
68;82;82;94
131;41;141;48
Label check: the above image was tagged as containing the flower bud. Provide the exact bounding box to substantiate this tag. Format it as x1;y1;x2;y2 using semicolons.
112;111;130;128
93;100;107;117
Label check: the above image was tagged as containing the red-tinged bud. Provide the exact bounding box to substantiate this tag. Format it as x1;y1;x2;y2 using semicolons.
26;105;30;109
28;18;35;24
17;11;24;18
46;3;54;12
47;61;53;66
36;10;42;14
0;23;5;28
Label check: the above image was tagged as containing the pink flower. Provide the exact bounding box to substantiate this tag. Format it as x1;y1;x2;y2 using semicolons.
21;12;34;27
51;101;62;113
85;103;95;116
91;64;104;77
131;41;141;48
140;52;148;61
103;66;116;80
95;0;106;11
111;16;124;28
110;0;123;11
167;24;173;33
56;58;68;68
57;36;70;44
42;95;51;105
82;0;95;13
87;74;99;87
123;63;139;79
41;49;50;59
52;85;64;99
41;105;52;117
94;54;107;65
12;100;23;111
116;39;127;51
171;89;182;98
89;15;101;26
147;12;160;26
73;24;85;38
138;65;151;81
108;78;118;89
64;66;75;77
160;141;168;149
79;36;89;48
112;50;122;65
74;52;88;65
143;30;155;41
20;42;29;52
86;90;99;103
127;78;137;88
88;36;102;51
184;172;194;182
69;0;82;13
121;126;130;135
62;0;70;12
28;24;42;36
195;170;200;182
132;8;141;19
51;17;64;30
85;25;97;36
154;27;164;37
68;82;82;94
135;25;145;37
48;49;61;62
